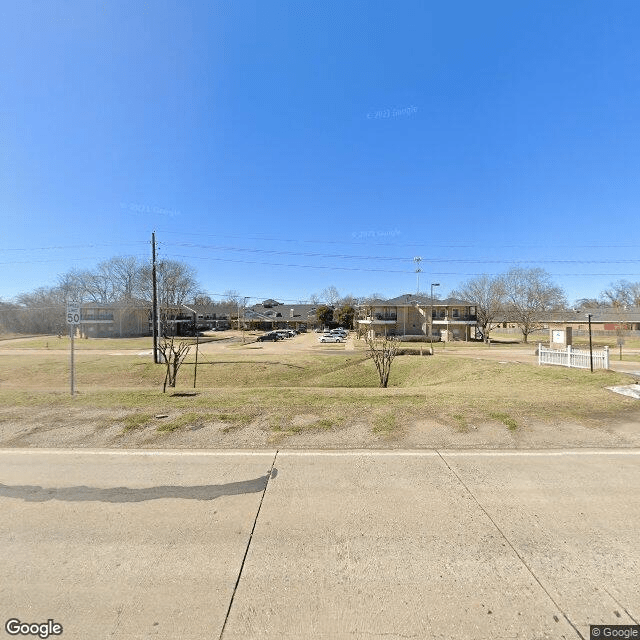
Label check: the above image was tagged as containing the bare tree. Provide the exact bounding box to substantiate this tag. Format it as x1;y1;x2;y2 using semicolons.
14;287;66;334
365;333;400;388
321;285;340;306
158;336;191;392
101;256;141;302
57;270;91;304
0;300;23;334
138;259;199;306
57;257;143;305
574;297;608;309
222;289;242;305
451;274;505;343
358;292;385;305
601;280;640;308
338;293;358;307
502;268;567;343
193;293;214;306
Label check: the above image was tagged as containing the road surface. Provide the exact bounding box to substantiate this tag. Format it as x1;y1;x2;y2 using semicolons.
1;448;638;639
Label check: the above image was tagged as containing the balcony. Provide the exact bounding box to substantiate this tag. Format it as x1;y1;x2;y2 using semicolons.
358;313;398;325
432;315;478;323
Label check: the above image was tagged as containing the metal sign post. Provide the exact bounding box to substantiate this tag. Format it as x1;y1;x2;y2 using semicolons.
66;305;81;396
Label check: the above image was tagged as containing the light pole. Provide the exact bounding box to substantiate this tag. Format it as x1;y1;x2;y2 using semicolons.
587;313;593;373
242;296;250;343
402;296;408;338
430;283;440;347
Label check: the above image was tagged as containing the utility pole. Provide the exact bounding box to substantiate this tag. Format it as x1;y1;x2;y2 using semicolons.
414;257;422;294
152;231;159;364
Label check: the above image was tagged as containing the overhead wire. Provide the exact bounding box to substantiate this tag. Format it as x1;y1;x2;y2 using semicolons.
156;229;640;250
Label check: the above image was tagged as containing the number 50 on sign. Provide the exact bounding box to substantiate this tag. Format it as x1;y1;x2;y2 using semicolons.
66;306;81;325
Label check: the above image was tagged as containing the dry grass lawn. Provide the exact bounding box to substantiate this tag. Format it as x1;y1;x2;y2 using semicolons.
0;340;638;449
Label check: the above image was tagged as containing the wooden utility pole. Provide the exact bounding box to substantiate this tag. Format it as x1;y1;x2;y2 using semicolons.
152;232;159;364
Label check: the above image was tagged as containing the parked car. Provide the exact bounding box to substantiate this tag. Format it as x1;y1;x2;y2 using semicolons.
257;332;280;342
275;331;291;339
318;334;343;343
331;329;348;337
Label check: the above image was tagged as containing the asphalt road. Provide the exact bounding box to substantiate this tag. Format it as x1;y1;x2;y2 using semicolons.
1;449;638;639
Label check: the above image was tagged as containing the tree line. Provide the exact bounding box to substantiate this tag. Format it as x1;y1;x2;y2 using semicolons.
1;257;639;339
0;256;200;335
452;269;640;343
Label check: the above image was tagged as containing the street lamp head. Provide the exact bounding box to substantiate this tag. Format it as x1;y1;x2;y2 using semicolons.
431;283;440;287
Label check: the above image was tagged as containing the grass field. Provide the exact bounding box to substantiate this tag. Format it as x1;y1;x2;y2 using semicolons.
0;335;235;350
490;330;640;351
0;347;637;442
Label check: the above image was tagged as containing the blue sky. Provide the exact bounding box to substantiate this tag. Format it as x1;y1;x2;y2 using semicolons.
1;0;639;305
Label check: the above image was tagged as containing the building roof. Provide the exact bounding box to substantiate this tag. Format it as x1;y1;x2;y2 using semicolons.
247;303;318;321
545;307;640;323
362;293;475;307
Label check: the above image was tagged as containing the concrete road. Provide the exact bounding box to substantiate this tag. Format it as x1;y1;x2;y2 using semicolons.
0;449;638;640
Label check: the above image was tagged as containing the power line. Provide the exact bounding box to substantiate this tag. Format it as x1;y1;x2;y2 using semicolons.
157;229;640;250
0;242;147;253
163;241;640;264
163;252;640;278
0;254;151;266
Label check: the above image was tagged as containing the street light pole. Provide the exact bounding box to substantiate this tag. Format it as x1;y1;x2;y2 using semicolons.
587;313;593;373
242;296;249;343
430;282;440;348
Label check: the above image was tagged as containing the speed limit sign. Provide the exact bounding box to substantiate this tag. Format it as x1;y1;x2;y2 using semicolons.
66;305;81;325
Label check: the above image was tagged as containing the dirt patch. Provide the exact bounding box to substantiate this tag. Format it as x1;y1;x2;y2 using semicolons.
0;405;638;450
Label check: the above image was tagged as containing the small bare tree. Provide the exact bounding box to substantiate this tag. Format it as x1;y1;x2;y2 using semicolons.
365;333;400;388
158;336;191;392
451;274;505;343
502;267;567;343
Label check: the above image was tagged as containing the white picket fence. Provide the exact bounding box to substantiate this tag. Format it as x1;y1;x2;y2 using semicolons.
538;344;609;370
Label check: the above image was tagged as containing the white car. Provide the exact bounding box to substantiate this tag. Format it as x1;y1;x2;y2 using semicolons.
318;334;343;343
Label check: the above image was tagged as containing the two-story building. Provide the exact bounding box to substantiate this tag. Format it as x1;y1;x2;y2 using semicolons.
357;294;478;341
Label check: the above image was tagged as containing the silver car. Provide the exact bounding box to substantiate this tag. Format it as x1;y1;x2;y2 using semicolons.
318;334;343;343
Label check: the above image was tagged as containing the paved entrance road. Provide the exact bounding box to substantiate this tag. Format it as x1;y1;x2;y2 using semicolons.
1;449;638;640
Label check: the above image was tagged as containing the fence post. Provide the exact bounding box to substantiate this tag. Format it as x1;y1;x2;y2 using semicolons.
567;344;572;368
604;345;609;370
538;343;542;366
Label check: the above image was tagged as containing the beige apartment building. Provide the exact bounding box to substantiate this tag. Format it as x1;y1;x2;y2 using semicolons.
357;294;479;341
